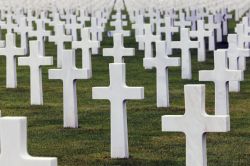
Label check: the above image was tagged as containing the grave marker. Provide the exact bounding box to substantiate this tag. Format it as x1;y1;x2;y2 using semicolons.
171;28;199;79
0;32;26;88
199;50;243;115
144;41;180;107
18;40;53;105
92;63;144;158
162;84;229;166
72;28;100;75
103;33;134;63
0;117;58;166
49;50;91;128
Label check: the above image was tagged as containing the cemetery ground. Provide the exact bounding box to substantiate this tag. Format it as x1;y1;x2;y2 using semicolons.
0;12;249;166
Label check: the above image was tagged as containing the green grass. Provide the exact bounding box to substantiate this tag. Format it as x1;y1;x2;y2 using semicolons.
0;11;250;166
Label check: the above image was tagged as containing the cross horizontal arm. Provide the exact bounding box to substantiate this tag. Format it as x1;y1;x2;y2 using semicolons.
48;69;63;80
204;115;230;132
73;69;91;79
162;115;185;132
123;87;144;100
92;87;111;100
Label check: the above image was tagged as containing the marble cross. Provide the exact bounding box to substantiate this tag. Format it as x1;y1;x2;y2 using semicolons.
199;50;243;115
26;10;36;31
190;20;213;62
0;32;26;88
205;15;221;51
110;19;130;37
136;24;160;63
90;17;104;54
174;12;191;29
3;15;17;33
29;19;51;43
242;17;250;36
144;41;180;107
132;14;145;50
72;28;100;76
235;24;250;71
92;63;144;158
49;23;72;68
112;11;126;20
49;50;90;128
205;15;222;44
65;15;82;41
214;11;224;39
227;34;250;92
157;17;179;55
103;33;134;63
162;84;229;166
0;117;58;166
222;8;232;35
95;11;108;28
14;17;29;54
186;10;200;31
171;28;199;79
40;11;51;25
18;40;53;105
77;9;90;27
49;12;63;27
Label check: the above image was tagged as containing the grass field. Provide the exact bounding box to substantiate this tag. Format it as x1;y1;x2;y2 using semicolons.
0;11;249;166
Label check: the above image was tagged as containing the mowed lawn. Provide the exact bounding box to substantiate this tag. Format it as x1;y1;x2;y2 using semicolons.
0;11;249;166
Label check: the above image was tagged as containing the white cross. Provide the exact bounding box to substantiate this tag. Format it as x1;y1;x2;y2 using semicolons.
61;10;71;35
155;16;165;37
65;15;82;41
186;9;201;31
161;17;179;55
112;11;126;20
110;19;130;37
2;15;17;33
103;33;134;63
205;15;222;44
95;11;108;28
40;11;51;25
49;50;91;128
0;117;57;166
235;24;250;70
77;9;90;27
14;17;29;54
90;17;104;54
144;41;180;107
29;19;51;43
171;28;199;79
26;10;36;31
174;12;191;29
92;63;144;158
199;49;243;115
227;34;250;92
49;23;72;68
90;17;104;42
18;40;53;105
241;17;250;45
49;12;63;27
162;84;229;166
222;8;232;35
72;28;100;76
190;20;213;62
0;32;26;88
132;14;144;50
205;15;221;51
214;11;224;38
136;24;160;66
